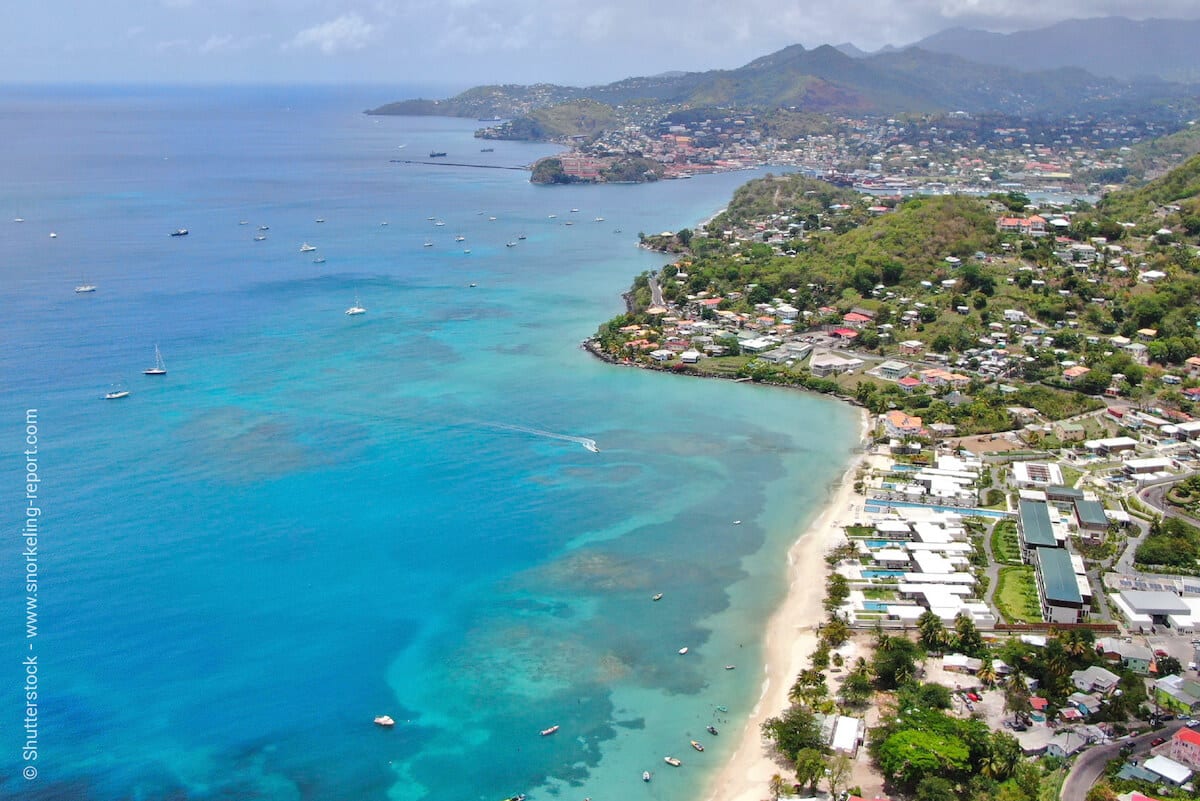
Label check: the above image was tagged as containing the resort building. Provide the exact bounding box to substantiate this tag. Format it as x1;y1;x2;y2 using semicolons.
810;351;863;377
1035;547;1085;624
1012;462;1064;488
1074;499;1110;541
1018;500;1059;561
882;410;924;438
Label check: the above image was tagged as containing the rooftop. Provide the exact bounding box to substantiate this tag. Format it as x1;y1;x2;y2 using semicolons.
1037;547;1082;605
1019;500;1057;549
1075;499;1109;528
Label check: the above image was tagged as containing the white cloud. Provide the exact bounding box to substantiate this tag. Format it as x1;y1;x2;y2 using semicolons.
199;33;269;54
287;13;375;55
200;34;234;53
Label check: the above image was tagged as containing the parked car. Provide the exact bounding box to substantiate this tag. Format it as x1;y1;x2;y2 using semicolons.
1151;737;1166;747
967;692;981;702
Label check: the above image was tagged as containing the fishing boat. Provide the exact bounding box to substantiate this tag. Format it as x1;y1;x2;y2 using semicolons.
663;757;681;767
652;593;663;601
539;725;559;737
143;346;167;376
170;228;188;237
706;725;719;736
678;647;688;655
690;740;704;752
300;242;317;252
104;385;129;400
374;715;395;727
642;771;651;782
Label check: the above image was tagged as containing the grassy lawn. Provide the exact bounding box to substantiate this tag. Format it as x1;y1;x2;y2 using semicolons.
990;520;1022;565
845;525;875;538
1037;767;1067;801
996;565;1044;623
1060;465;1084;488
693;356;753;376
863;587;897;600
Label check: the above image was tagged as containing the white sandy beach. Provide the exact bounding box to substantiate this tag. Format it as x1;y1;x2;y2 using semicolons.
704;408;872;801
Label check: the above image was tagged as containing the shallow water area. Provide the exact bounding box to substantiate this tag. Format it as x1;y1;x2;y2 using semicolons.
0;85;860;801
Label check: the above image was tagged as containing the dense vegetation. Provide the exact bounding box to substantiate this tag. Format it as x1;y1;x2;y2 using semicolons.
1134;516;1200;571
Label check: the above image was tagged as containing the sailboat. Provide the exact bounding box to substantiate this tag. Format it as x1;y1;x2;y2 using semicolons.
143;345;167;376
345;295;366;316
104;384;130;400
75;276;96;293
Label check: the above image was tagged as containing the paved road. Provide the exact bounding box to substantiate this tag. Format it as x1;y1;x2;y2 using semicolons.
1140;477;1200;528
1060;721;1186;801
648;274;664;307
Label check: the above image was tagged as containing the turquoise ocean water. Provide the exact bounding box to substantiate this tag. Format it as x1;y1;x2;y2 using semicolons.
0;86;860;801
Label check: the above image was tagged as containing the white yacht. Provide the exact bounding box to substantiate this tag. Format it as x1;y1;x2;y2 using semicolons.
345;296;366;316
300;243;317;252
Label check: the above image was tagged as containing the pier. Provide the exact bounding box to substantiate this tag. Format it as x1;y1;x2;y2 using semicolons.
389;159;529;171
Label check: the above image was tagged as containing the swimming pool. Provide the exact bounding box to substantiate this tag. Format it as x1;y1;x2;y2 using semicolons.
862;601;890;611
862;569;906;579
866;540;907;548
891;464;921;472
865;500;1012;519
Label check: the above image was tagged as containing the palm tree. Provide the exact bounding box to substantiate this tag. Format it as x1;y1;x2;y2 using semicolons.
918;610;948;653
768;773;786;801
980;732;1022;781
976;660;998;688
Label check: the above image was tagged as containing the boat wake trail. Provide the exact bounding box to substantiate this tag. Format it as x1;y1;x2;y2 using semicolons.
481;422;599;453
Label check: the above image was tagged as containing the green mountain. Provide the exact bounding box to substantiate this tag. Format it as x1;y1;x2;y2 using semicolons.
367;43;1198;124
1096;151;1200;236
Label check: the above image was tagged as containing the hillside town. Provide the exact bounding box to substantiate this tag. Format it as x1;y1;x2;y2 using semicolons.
586;156;1200;801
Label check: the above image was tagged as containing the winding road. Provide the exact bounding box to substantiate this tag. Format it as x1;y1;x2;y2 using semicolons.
1060;721;1186;801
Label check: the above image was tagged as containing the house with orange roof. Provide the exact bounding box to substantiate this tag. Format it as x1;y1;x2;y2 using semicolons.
883;410;924;438
1063;365;1091;383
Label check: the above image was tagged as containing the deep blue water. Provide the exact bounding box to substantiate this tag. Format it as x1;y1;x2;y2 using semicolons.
0;86;859;801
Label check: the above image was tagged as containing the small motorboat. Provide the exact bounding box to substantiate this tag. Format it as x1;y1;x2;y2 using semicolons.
506;241;517;248
258;224;269;231
642;771;651;782
300;242;317;252
501;795;526;801
663;756;681;767
49;232;57;238
254;234;266;241
706;725;718;736
690;740;704;752
373;715;395;727
517;234;526;240
313;256;326;264
652;593;663;601
469;282;477;287
570;208;580;213
170;228;188;237
456;235;466;242
540;725;560;737
104;388;130;400
435;221;445;227
315;218;325;223
678;647;688;655
715;706;728;713
724;665;736;670
423;241;434;248
594;217;605;222
238;220;248;225
733;520;742;525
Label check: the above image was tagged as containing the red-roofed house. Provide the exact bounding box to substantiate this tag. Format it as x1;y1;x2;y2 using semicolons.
843;312;873;327
832;328;859;339
898;376;922;393
1167;726;1200;770
1185;387;1200;402
1030;696;1049;711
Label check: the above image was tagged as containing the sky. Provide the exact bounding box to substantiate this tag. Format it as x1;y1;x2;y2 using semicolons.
6;0;1200;90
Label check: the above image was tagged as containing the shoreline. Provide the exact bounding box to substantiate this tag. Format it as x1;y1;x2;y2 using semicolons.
702;408;871;801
